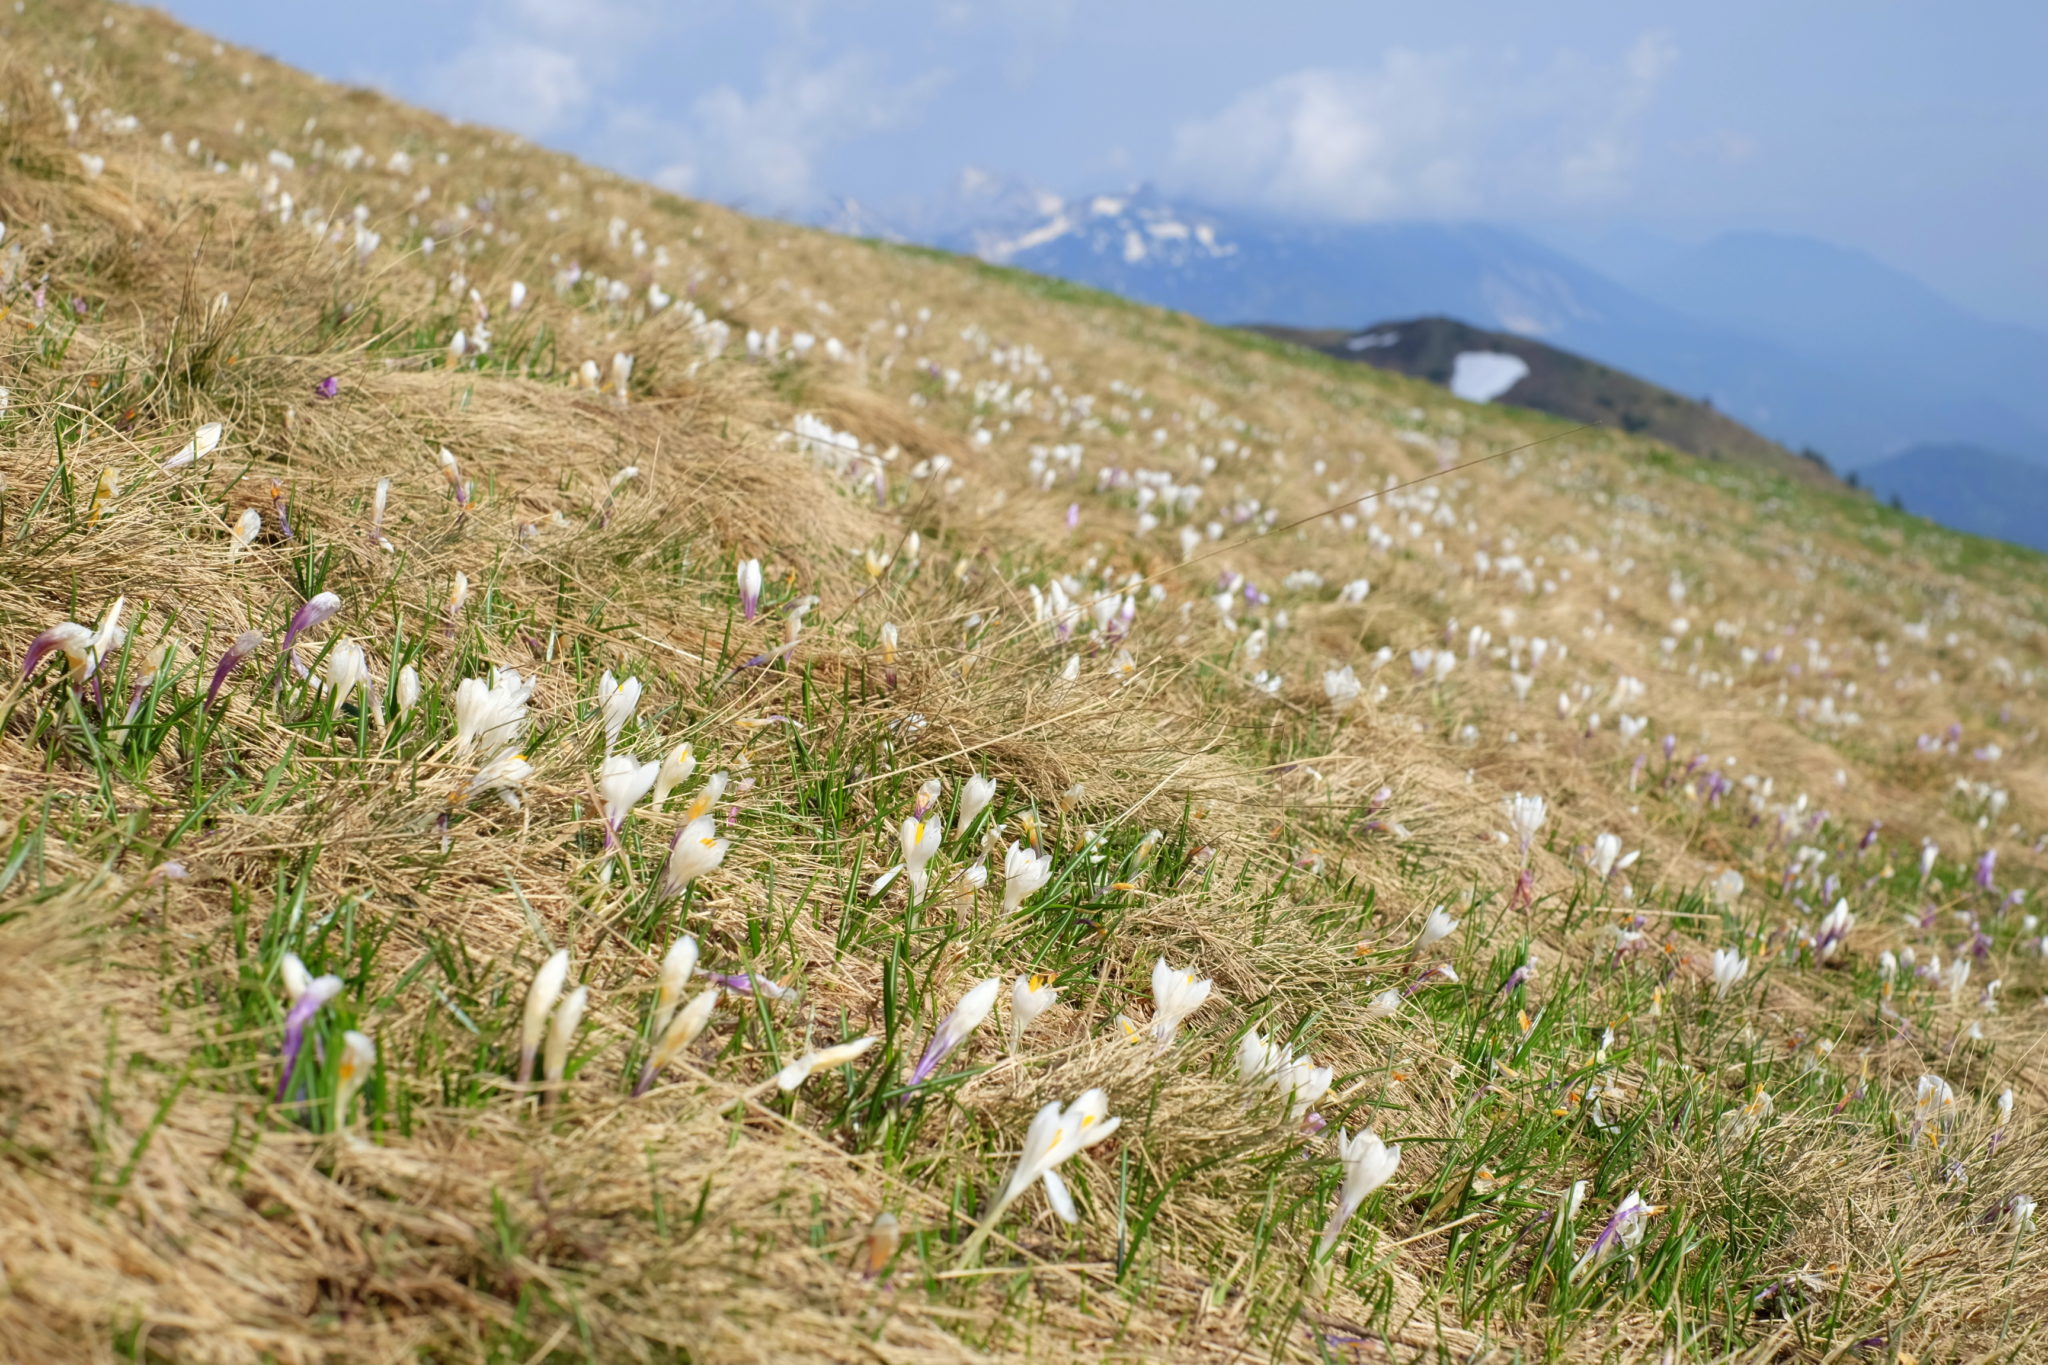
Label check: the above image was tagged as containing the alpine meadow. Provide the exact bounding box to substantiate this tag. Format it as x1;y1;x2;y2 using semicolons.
1;5;2045;1363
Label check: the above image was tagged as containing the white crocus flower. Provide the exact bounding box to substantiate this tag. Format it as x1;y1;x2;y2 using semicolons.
1587;833;1640;880
636;986;718;1094
318;640;368;708
597;754;660;838
598;670;642;753
394;664;421;716
1814;899;1854;961
1317;1129;1402;1257
542;985;588;1090
775;1035;878;1091
1238;1029;1332;1120
660;816;729;898
1148;958;1213;1047
1009;974;1060;1050
457;750;533;810
1503;793;1547;861
909;978;1001;1083
228;506;262;559
1912;1074;1958;1148
280;952;312;1004
736;558;763;621
978;1090;1121;1239
680;771;730;824
162;420;224;471
652;742;697;809
900;814;943;901
1364;989;1401;1020
1002;841;1053;914
517;950;569;1084
956;774;998;834
1710;947;1749;998
1417;907;1460;949
452;668;535;758
333;1030;376;1129
652;935;699;1037
1324;665;1362;712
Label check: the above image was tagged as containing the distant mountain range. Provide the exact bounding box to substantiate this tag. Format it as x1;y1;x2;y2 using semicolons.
825;183;2048;479
1859;444;2048;553
1248;315;1835;488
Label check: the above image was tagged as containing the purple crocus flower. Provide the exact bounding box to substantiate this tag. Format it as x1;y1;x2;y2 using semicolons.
314;376;339;398
1858;820;1882;852
269;481;295;540
707;972;793;1000
1573;1191;1659;1276
1065;502;1079;530
276;974;344;1099
1975;849;1997;891
1661;734;1677;761
1402;962;1460;997
204;630;264;709
281;592;342;652
1497;964;1534;997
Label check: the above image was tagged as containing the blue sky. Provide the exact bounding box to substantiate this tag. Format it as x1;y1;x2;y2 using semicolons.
164;0;2048;328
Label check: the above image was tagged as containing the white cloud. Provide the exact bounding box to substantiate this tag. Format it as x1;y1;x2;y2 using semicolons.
420;1;944;213
433;42;592;138
1168;34;1677;221
425;0;669;138
651;58;948;212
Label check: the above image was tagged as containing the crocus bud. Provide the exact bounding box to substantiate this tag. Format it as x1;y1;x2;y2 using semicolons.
282;592;341;651
517;950;569;1085
652;742;697;809
955;774;997;834
334;1029;375;1129
542;985;588;1092
909;978;1000;1084
1009;974;1059;1050
277;974;344;1100
774;1036;877;1092
163;421;224;471
635;985;717;1095
228;506;262;559
205;630;265;708
394;664;421;716
652;935;699;1036
737;559;763;622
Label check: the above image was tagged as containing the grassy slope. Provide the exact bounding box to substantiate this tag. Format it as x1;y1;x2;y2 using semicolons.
1;5;2045;1363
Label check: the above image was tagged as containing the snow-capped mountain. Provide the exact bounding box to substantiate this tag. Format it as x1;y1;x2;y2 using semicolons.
839;181;2048;473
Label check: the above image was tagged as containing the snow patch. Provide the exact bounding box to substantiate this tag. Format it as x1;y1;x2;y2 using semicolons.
982;212;1074;263
1448;352;1530;403
1346;330;1399;351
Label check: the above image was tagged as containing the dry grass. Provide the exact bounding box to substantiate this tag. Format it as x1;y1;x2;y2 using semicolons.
1;4;2045;1362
